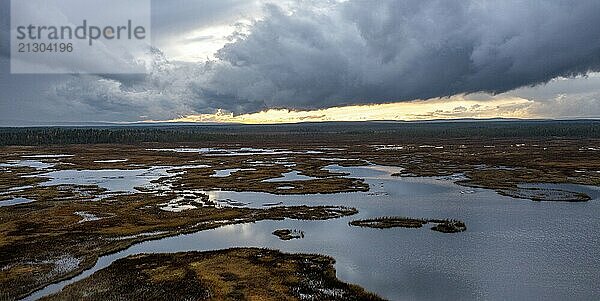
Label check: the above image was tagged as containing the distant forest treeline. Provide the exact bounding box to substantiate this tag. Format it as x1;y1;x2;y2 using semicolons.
0;121;598;146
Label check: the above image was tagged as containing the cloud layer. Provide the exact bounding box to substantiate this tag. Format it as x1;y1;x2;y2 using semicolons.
1;0;600;123
202;0;600;112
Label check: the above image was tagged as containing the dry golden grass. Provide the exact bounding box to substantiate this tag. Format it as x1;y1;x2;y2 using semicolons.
1;138;599;299
0;188;356;300
43;248;384;301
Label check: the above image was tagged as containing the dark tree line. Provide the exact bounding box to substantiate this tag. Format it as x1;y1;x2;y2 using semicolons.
0;121;598;146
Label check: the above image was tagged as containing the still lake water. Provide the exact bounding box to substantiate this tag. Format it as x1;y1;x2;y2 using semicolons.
28;165;600;301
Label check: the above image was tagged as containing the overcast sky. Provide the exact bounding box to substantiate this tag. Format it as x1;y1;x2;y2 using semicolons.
1;0;600;125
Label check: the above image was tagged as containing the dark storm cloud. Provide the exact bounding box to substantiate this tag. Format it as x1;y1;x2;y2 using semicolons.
1;0;600;123
151;0;255;31
201;0;600;112
0;0;7;58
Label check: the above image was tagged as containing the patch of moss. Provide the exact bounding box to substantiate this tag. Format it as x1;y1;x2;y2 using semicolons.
350;217;466;233
42;248;384;301
272;229;305;240
0;190;357;300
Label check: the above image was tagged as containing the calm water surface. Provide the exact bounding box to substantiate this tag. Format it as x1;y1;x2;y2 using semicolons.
27;165;600;301
0;198;35;207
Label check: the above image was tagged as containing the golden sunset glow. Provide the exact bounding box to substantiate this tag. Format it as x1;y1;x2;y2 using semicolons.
157;96;537;124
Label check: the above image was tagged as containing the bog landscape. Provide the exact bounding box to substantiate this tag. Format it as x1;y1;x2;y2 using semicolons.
1;121;599;301
3;0;600;300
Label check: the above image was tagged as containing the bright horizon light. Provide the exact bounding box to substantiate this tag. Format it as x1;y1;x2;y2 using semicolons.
149;95;538;124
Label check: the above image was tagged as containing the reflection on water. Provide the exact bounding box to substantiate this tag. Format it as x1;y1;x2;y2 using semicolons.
27;165;600;301
262;171;318;182
148;147;324;157
36;167;172;193
210;168;256;178
0;198;35;207
0;160;55;170
519;183;600;200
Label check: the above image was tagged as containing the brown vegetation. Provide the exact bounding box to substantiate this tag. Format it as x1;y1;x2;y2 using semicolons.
1;136;598;298
273;229;305;240
350;217;466;233
41;248;384;301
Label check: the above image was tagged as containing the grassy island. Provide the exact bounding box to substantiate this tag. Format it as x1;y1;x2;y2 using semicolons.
350;217;467;233
272;229;305;240
41;248;384;301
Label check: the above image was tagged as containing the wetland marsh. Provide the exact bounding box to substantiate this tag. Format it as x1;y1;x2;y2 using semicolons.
1;123;599;301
